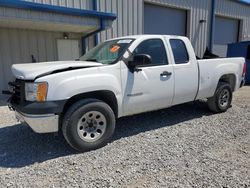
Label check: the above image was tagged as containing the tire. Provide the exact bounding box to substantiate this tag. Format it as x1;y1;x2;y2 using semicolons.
62;99;116;152
207;82;232;113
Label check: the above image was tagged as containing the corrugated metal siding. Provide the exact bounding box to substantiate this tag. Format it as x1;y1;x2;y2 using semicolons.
96;0;143;43
0;28;82;91
23;0;93;9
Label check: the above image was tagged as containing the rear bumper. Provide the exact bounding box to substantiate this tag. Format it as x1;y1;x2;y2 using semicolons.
15;111;59;133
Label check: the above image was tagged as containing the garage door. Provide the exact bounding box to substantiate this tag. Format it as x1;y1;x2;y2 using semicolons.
144;4;187;36
213;16;239;57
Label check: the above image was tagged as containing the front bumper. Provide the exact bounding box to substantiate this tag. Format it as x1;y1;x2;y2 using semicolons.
15;111;59;133
8;97;66;133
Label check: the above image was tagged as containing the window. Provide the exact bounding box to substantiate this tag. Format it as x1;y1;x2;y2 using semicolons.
80;39;133;64
247;45;250;60
170;39;189;64
133;39;168;65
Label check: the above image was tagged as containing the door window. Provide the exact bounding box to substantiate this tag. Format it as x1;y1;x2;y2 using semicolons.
247;45;250;60
133;39;168;65
170;39;189;64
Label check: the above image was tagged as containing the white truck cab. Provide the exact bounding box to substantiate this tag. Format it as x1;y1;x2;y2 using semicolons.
8;35;246;151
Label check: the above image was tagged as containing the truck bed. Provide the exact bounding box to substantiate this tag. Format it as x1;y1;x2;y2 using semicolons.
196;57;245;99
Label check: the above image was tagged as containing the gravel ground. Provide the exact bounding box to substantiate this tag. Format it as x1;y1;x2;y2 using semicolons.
0;86;249;188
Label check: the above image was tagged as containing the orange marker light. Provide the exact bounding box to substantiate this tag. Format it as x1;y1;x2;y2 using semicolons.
37;82;48;102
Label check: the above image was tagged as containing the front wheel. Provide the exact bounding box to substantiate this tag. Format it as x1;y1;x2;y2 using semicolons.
207;82;232;113
62;99;116;152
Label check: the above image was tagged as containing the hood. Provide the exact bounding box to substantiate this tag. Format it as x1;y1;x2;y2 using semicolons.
11;61;103;80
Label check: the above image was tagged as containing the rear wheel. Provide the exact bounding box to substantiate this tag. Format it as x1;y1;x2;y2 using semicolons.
207;82;232;113
62;99;116;152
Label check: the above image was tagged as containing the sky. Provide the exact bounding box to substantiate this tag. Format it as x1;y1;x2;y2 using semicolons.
241;0;250;3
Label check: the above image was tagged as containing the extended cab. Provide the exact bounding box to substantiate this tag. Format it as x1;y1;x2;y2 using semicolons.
8;35;246;151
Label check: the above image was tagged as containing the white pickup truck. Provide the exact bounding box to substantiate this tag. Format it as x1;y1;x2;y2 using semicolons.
8;35;246;151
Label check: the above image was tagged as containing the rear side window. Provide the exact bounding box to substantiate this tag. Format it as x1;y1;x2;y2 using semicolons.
247;45;250;60
170;39;189;64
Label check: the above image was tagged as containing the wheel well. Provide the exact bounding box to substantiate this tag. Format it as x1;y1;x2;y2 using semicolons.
218;74;236;91
62;90;118;118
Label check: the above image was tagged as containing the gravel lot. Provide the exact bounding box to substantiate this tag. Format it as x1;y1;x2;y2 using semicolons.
0;86;249;188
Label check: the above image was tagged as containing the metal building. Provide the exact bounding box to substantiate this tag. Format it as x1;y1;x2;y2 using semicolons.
0;0;250;97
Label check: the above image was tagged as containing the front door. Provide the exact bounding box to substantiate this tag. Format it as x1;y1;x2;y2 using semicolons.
121;38;174;116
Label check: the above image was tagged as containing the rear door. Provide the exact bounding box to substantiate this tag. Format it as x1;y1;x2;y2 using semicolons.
169;38;199;105
121;38;174;116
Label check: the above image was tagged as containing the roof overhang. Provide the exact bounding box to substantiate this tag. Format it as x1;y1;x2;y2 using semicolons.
0;0;116;34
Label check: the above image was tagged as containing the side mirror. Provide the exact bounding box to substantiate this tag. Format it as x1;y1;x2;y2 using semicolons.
128;54;152;72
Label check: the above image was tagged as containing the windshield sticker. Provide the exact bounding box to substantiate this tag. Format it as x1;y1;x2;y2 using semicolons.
110;45;120;53
117;39;133;44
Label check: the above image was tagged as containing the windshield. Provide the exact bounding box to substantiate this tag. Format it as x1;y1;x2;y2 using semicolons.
80;39;134;64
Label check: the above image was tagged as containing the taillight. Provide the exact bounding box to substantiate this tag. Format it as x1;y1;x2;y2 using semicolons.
243;63;247;78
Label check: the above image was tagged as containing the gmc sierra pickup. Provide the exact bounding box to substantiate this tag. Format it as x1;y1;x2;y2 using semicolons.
8;35;246;151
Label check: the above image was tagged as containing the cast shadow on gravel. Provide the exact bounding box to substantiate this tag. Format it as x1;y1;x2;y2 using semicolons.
113;100;213;140
0;101;213;168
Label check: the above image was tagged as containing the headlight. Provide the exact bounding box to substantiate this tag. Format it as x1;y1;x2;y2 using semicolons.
25;82;48;102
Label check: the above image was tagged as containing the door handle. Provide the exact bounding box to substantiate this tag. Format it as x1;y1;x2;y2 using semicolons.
160;71;172;77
